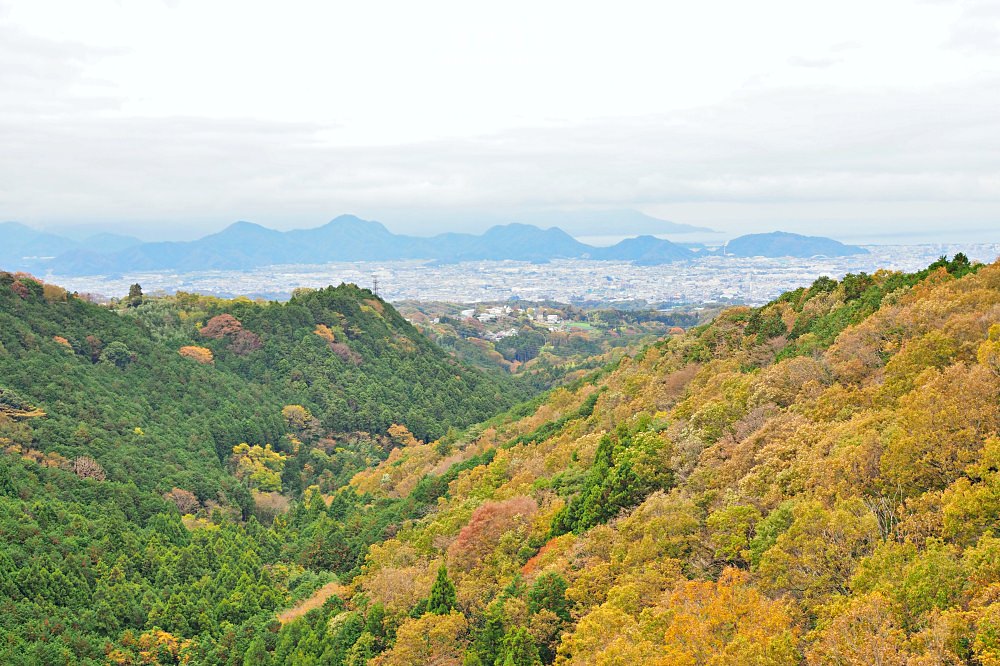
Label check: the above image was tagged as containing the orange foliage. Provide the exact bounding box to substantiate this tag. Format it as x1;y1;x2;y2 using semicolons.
178;345;214;364
3;443;68;469
314;324;361;363
657;569;800;665
447;496;537;570
388;423;420;447
313;323;336;344
522;534;575;576
372;611;468;666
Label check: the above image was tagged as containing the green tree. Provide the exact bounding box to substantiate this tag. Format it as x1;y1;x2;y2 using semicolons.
471;602;507;665
428;563;457;615
127;283;143;307
99;341;133;368
243;635;269;666
527;572;570;622
500;627;541;666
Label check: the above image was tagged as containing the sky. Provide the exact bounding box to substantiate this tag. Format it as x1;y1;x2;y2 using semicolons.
1;0;999;242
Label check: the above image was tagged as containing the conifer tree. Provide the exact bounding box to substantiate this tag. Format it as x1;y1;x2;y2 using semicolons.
499;627;541;666
428;563;457;615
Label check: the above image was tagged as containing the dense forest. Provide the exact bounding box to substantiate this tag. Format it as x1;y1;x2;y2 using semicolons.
3;254;1000;664
0;274;531;663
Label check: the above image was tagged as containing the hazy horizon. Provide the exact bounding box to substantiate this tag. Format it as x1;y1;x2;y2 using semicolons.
10;210;1000;248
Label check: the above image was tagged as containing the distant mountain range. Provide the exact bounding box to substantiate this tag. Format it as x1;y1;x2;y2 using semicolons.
1;216;868;275
0;222;143;266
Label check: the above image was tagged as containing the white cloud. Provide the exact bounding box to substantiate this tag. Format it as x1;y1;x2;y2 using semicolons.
0;0;998;239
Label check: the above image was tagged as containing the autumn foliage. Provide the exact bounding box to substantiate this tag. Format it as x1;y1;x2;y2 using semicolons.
163;487;200;514
199;313;261;355
72;455;106;481
348;257;1000;666
447;496;538;570
5;256;1000;665
314;323;362;363
178;345;214;364
200;313;244;338
231;442;286;492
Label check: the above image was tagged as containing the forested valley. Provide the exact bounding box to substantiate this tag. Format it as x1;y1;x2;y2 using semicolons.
3;254;1000;665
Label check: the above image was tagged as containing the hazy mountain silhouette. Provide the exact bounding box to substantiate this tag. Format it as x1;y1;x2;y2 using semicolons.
720;231;868;258
2;216;867;274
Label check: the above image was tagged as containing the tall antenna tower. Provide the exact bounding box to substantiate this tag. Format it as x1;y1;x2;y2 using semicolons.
372;275;380;298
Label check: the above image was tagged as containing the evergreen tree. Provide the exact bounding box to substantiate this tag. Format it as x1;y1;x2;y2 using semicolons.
471;602;507;665
527;572;570;622
243;635;269;666
127;283;143;307
428;563;457;615
499;627;541;666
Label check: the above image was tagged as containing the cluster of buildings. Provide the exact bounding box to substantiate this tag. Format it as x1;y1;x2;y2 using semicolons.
51;243;1000;308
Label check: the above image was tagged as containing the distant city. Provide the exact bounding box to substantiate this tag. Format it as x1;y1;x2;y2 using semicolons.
49;242;1000;307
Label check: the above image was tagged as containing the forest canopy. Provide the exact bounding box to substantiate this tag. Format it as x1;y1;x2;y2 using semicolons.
2;256;1000;665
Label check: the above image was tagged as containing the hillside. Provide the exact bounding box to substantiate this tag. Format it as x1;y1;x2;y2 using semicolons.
268;253;1000;664
0;273;530;503
0;222;142;268
0;271;542;663
4;254;1000;664
591;234;694;264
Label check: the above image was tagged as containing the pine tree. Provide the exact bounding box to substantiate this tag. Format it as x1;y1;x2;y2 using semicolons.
243;635;269;666
428;563;457;615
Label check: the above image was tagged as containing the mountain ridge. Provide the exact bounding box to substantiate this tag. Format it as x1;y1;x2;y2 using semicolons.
3;216;868;275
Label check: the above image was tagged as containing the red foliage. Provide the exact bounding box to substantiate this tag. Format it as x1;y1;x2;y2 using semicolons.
447;496;538;569
200;314;243;339
228;330;262;355
521;537;562;576
10;280;29;299
85;335;103;363
330;341;362;365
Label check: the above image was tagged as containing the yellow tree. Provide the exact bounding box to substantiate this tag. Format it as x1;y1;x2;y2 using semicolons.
372;611;468;666
657;569;800;666
979;323;1000;376
805;593;910;665
231;443;286;492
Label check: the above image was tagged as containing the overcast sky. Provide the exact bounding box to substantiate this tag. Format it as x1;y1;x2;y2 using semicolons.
1;0;999;241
